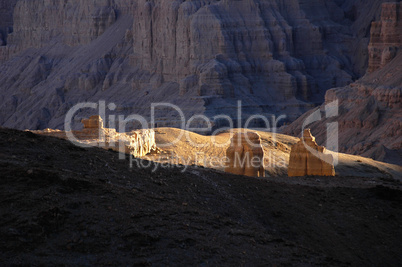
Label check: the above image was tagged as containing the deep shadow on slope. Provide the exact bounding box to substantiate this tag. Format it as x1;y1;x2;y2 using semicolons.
0;128;401;266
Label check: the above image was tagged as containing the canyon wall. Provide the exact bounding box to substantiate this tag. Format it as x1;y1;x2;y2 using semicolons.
284;2;402;165
0;0;390;131
0;0;18;46
368;2;402;73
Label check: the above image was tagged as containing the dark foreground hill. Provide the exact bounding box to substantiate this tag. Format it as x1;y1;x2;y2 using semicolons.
0;128;401;266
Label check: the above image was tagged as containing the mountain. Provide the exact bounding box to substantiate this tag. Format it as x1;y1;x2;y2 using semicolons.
0;0;390;130
283;2;402;165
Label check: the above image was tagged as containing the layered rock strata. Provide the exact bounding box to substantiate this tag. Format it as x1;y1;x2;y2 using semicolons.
368;2;402;73
0;0;390;130
288;129;335;177
284;2;402;165
225;132;265;177
32;115;158;157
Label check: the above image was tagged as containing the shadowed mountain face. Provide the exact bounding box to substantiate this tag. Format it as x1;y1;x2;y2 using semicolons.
284;3;402;165
0;0;390;130
0;0;17;46
284;52;402;165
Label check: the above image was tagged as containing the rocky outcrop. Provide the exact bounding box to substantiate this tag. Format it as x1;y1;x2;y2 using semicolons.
368;2;402;73
284;3;402;165
288;129;335;177
284;57;402;164
225;132;265;177
32;115;158;158
0;0;391;131
81;115;103;129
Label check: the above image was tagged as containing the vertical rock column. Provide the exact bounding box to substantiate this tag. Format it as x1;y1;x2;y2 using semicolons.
225;132;265;177
288;129;335;177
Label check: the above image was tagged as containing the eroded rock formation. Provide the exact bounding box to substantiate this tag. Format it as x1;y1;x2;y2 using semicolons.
225;132;265;177
32;115;158;157
368;2;402;73
284;2;402;165
81;115;103;129
288;129;335;177
0;0;390;130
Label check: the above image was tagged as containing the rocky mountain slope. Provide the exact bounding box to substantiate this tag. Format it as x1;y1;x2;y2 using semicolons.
0;0;391;130
284;54;402;165
283;2;402;165
1;127;402;265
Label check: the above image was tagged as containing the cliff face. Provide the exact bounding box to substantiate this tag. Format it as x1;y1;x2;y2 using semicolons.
0;0;390;130
0;0;18;46
1;0;117;60
10;0;117;48
284;2;402;165
368;2;402;73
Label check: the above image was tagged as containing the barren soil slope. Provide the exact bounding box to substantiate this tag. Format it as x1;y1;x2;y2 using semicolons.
1;128;401;266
